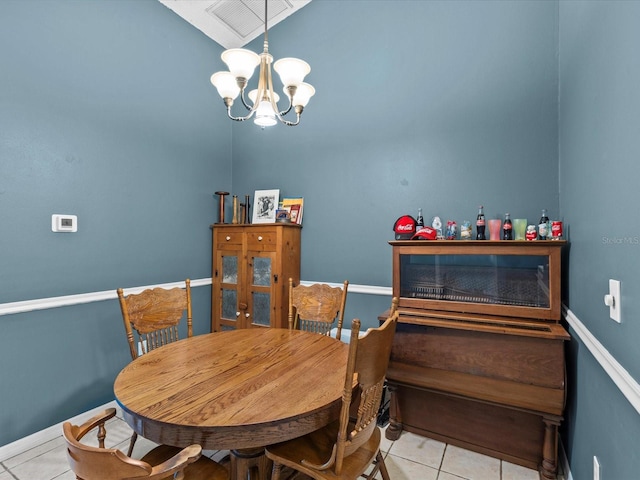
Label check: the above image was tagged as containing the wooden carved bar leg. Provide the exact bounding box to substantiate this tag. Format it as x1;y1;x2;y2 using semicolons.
231;448;272;480
385;383;403;440
540;415;561;480
97;422;107;449
270;463;282;480
374;450;391;480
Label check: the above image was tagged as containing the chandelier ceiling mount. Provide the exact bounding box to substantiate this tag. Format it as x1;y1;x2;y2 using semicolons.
210;0;315;128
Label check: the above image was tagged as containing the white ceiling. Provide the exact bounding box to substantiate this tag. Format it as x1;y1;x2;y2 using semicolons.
158;0;312;49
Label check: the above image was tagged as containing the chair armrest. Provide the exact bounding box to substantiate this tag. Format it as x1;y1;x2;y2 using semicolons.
147;445;202;479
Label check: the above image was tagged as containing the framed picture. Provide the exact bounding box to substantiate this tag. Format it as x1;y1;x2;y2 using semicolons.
252;189;280;224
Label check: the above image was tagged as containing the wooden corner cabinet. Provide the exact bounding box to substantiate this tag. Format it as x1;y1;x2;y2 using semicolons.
211;223;301;331
384;240;569;480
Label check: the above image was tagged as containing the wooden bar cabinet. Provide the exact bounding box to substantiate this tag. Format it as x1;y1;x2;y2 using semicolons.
211;223;301;331
383;240;569;479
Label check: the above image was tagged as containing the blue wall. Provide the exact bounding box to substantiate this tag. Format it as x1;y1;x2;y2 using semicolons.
559;1;640;478
2;2;639;478
0;0;230;445
231;0;559;326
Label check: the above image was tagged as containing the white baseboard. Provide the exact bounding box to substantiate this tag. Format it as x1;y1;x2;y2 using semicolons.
0;397;574;480
0;400;117;463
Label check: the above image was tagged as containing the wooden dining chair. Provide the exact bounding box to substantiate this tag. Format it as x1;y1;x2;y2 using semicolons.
117;279;193;360
117;279;193;456
288;278;349;338
335;295;399;346
265;305;399;480
63;408;228;480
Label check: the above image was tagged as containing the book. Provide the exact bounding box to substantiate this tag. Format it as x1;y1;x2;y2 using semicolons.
281;197;304;225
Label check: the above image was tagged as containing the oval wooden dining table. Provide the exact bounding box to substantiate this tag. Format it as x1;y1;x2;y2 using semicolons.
114;328;350;480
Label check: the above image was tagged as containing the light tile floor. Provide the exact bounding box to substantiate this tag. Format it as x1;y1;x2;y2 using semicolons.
0;410;561;480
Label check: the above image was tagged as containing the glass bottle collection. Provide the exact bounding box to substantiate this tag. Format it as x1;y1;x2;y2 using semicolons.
413;206;563;241
502;213;513;240
476;206;486;240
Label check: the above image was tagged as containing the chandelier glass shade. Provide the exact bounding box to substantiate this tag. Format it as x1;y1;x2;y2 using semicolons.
210;1;315;127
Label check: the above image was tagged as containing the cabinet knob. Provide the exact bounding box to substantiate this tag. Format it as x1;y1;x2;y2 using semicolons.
226;236;231;241
236;312;240;317
245;313;250;318
258;236;263;241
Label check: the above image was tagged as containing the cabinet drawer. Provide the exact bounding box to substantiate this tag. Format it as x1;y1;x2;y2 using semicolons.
216;230;244;246
247;229;277;248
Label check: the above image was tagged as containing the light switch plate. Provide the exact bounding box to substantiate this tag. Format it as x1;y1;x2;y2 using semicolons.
609;279;621;323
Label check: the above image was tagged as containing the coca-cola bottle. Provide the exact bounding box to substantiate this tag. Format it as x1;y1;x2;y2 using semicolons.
416;208;424;230
538;209;550;240
502;213;513;240
476;205;486;240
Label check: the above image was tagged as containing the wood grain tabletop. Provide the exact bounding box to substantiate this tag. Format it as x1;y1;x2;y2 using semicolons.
114;328;350;450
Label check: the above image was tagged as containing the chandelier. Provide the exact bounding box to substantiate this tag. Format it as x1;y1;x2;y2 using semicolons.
210;0;315;127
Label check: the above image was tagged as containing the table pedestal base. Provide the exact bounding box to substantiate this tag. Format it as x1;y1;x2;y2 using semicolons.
231;448;272;480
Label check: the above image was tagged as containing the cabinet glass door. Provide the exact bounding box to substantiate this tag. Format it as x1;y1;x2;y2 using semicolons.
218;253;240;330
399;253;550;308
248;253;275;327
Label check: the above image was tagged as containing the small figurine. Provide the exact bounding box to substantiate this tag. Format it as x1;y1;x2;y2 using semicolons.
446;220;457;240
431;216;443;239
460;220;472;240
526;225;538;241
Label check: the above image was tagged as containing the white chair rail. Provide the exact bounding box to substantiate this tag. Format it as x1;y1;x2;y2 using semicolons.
0;279;391;317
